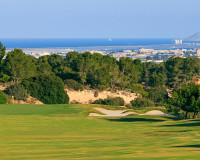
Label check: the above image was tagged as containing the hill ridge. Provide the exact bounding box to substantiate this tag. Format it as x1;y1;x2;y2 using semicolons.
184;32;200;41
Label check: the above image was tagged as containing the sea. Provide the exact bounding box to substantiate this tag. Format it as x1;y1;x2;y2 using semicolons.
0;38;173;49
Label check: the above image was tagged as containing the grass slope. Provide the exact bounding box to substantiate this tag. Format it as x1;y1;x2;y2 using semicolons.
0;104;199;160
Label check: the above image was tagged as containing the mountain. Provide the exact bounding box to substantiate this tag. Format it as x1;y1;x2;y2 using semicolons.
184;32;200;41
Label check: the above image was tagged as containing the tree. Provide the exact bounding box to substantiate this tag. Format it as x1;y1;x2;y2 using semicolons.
0;42;6;68
165;57;200;88
165;57;185;88
0;90;8;104
65;52;121;89
3;49;37;82
37;55;53;74
118;57;140;85
5;84;28;101
168;83;200;119
22;74;69;104
48;54;64;70
133;58;143;82
143;62;167;87
148;86;168;105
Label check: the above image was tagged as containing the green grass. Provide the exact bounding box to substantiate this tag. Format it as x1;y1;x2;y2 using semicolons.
0;104;200;160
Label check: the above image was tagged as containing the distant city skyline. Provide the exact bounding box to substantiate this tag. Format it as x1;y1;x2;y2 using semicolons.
0;0;200;39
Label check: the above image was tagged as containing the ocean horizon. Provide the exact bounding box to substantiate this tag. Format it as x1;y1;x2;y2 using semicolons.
0;38;174;48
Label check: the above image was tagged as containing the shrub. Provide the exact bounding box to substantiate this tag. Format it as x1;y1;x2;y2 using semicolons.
94;91;99;97
0;90;8;104
96;84;107;91
93;97;125;106
0;74;11;83
22;74;69;104
130;98;155;108
148;86;168;105
64;79;83;91
5;84;28;100
130;84;148;97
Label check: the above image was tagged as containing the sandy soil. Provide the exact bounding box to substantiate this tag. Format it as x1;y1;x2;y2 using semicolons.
89;107;136;117
141;110;174;116
90;108;174;117
66;89;138;105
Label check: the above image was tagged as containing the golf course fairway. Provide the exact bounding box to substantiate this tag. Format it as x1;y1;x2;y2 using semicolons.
0;104;199;160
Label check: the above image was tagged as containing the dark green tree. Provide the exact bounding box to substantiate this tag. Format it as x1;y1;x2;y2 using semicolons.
0;42;6;68
37;55;53;74
0;90;8;104
118;57;140;86
143;62;167;87
148;86;168;105
3;49;37;82
168;83;200;119
22;74;69;104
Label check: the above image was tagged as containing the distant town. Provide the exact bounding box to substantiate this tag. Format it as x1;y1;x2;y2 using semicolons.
5;39;200;63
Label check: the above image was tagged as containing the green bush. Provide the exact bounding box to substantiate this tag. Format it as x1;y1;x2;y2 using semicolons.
148;86;168;105
93;97;125;106
22;74;69;104
0;74;11;83
94;91;99;97
5;84;28;100
64;79;83;91
130;98;155;108
96;85;107;91
130;84;148;97
0;90;8;104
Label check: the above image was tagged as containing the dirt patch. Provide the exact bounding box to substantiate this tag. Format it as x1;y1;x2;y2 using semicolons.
66;89;138;105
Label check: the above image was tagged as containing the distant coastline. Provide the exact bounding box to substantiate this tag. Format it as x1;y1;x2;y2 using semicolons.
0;38;173;49
3;38;200;54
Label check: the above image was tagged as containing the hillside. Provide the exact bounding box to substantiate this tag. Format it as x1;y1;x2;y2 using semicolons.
66;89;138;105
184;32;200;41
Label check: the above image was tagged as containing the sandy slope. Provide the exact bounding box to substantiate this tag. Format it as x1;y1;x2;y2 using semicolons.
67;89;138;105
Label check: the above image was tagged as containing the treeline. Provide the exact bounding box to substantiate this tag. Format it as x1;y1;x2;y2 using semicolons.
1;42;200;107
1;44;200;90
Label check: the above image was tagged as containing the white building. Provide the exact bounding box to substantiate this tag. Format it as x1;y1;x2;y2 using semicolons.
174;39;183;45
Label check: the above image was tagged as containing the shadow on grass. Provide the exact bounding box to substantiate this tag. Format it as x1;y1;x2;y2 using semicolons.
106;117;165;122
157;130;191;133
163;121;200;127
162;116;182;121
173;144;200;148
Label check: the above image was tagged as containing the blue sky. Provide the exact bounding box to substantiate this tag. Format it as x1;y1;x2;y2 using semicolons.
0;0;199;38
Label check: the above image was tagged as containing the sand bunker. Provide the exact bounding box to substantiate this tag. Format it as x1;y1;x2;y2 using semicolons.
90;108;174;117
141;110;174;116
89;108;136;117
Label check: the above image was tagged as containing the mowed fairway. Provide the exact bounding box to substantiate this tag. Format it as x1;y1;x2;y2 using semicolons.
0;104;200;160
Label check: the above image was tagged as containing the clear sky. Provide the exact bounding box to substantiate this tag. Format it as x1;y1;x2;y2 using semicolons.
0;0;199;38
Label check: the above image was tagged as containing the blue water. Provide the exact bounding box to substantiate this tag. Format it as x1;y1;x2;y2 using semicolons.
0;38;174;48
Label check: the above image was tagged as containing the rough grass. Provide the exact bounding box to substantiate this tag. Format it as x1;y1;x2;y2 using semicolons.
83;104;126;110
0;104;200;160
